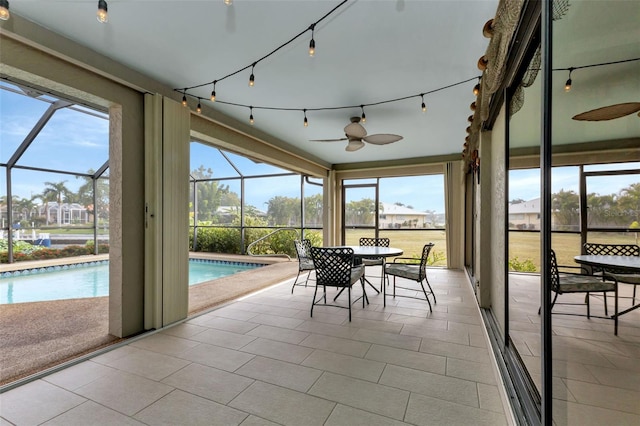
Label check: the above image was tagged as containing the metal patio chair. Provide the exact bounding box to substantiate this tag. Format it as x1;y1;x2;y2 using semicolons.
384;243;435;311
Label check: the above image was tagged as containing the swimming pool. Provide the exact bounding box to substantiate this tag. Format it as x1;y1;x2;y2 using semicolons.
0;259;264;304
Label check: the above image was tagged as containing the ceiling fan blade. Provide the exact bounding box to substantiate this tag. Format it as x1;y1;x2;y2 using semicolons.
345;139;365;152
309;138;348;142
363;134;403;145
344;122;367;138
572;102;640;121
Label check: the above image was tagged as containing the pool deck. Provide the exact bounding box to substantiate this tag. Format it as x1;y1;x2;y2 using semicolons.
0;252;290;273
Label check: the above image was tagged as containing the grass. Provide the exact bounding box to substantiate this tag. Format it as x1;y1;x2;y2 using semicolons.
345;229;638;271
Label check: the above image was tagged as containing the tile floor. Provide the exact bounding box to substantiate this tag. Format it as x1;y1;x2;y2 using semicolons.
0;268;510;426
509;273;640;426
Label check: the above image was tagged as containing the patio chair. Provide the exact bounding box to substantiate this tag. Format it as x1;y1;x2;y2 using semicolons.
384;243;435;311
584;243;640;305
292;239;315;293
359;237;390;293
309;246;366;321
548;249;618;335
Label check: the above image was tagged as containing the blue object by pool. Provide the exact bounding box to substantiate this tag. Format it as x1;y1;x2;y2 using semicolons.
0;259;263;304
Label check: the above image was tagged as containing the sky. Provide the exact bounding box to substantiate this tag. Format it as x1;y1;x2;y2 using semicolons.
2;82;638;216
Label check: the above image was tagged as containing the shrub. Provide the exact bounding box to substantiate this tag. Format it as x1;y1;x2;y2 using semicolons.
509;256;537;272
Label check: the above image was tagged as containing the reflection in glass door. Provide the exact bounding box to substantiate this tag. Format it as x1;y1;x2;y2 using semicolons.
342;180;378;245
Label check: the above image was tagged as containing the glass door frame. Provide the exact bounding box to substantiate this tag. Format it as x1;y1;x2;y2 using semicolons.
341;180;380;244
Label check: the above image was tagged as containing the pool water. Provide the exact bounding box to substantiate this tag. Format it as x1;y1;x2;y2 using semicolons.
0;260;263;304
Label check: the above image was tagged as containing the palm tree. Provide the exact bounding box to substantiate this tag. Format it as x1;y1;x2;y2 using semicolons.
42;181;71;226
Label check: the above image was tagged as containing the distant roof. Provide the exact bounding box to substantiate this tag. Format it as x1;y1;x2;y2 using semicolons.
380;202;428;216
509;198;540;214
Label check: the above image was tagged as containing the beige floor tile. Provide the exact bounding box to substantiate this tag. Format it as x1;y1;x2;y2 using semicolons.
102;347;190;381
91;345;141;365
129;332;200;356
585;364;640;391
302;349;385;382
299;333;371;357
199;316;260;334
248;313;306;329
293;309;348;324
240;337;314;363
564;379;640;414
386;314;448;329
552;399;640;426
295;320;359;339
404;392;507;426
469;331;488;348
235;356;322;392
229;381;335;426
234;301;303;318
365;344;446;375
401;324;469;345
134;389;248;425
74;369;173;416
324;404;411;426
162;363;254;404
477;383;505;413
41;400;146;426
0;380;86;426
178;342;255;372
239;415;281;426
209;307;260;321
379;364;479;408
189;327;257;350
246;324;310;344
308;372;409;420
43;360;114;391
419;339;491;364
159;322;208;338
445;357;496;385
345;317;404;334
352;328;421;351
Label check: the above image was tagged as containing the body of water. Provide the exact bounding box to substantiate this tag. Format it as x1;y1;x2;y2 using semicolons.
0;260;263;304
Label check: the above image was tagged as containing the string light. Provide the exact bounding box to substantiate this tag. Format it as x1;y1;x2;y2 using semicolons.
308;24;316;57
249;106;254;124
303;109;308;127
196;99;202;114
181;92;188;107
210;81;217;102
421;94;426;112
360;105;366;123
0;0;10;21
473;77;481;96
565;67;574;92
175;1;348;94
224;0;233;5
97;0;108;23
249;63;255;87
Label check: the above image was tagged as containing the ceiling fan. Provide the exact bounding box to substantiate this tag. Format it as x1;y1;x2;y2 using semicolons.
310;117;403;152
572;102;640;121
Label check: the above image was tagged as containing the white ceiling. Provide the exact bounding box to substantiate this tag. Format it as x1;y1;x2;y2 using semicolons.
9;0;499;165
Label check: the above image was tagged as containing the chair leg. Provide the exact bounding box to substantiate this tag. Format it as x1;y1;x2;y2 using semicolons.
425;277;436;304
292;270;302;293
419;279;433;312
348;286;352;322
586;293;591;319
311;284;319;317
361;278;368;307
633;284;637;306
393;276;396;297
614;285;618;336
603;292;608;316
383;273;386;307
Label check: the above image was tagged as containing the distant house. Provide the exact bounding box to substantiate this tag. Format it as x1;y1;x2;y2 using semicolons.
379;202;433;229
509;198;540;230
37;202;90;225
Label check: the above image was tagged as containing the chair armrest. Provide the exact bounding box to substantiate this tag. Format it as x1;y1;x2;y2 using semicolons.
557;264;590;275
391;257;420;264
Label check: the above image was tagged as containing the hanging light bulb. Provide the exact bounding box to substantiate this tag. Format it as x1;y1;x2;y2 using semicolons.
249;63;255;87
473;77;481;96
196;100;202;114
181;93;188;107
565;68;574;92
303;109;308;127
0;0;10;21
224;0;233;5
308;24;316;57
249;106;254;125
360;105;366;123
210;81;217;102
97;0;108;23
421;94;426;112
